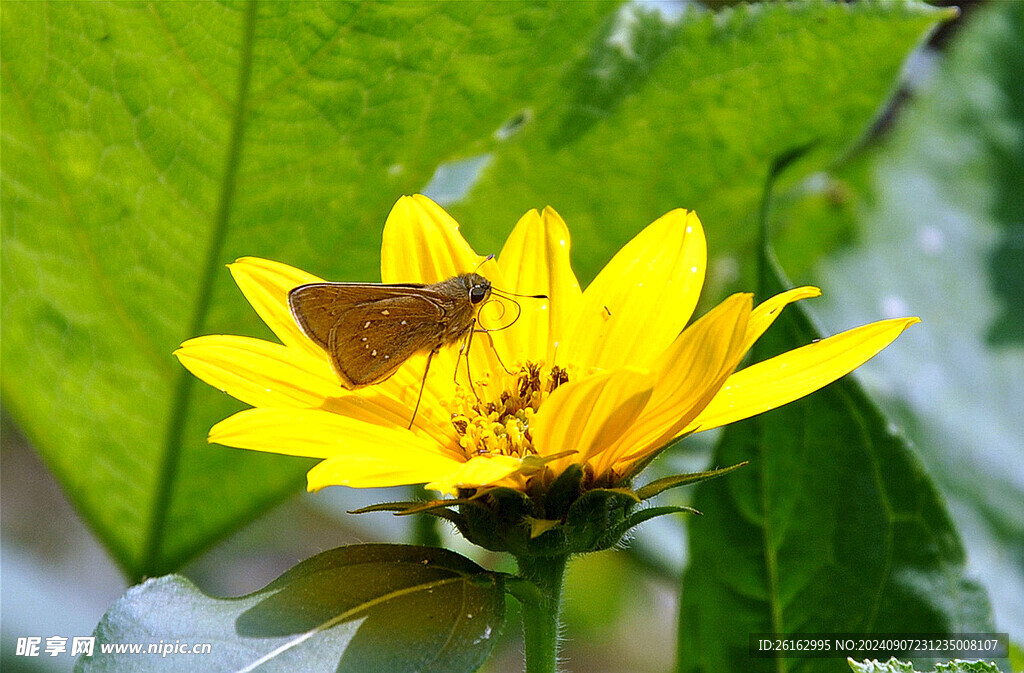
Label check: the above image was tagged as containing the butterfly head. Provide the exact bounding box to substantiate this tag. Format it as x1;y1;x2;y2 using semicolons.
466;273;492;305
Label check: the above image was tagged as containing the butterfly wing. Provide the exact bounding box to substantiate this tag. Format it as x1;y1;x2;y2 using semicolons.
288;283;448;388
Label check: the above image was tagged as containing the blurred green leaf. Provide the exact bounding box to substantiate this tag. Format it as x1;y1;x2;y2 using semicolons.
0;1;616;577
789;1;1024;642
0;0;950;578
676;253;993;673
76;544;504;673
848;659;1002;673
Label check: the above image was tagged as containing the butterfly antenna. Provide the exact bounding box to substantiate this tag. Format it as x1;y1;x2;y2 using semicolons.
409;349;436;430
472;254;496;274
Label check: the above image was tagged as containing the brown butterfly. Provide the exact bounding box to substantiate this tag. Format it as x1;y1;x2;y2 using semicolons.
289;273;491;387
289;270;541;427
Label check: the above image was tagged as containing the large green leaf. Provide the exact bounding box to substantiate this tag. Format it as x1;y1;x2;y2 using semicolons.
76;544;505;673
453;1;951;288
676;251;994;673
0;1;616;578
0;1;950;579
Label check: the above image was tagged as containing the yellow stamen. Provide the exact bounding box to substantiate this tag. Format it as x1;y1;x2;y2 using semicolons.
449;362;571;459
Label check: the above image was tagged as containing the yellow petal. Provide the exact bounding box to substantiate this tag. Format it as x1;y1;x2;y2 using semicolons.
531;368;655;472
560;209;706;371
228;257;327;364
380;194;489;284
597;293;752;475
176;335;340;407
497;207;583;364
209;407;460;465
424;454;524;495
175;335;456;445
744;286;821;353
687;317;921;433
309;451;466;492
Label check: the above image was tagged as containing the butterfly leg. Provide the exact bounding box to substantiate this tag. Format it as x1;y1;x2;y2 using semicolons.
459;320;483;403
475;327;516;376
409;348;437;430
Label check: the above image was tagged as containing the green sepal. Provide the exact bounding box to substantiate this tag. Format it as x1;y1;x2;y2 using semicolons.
453;487;536;555
541;463;584;515
562;487;639;552
451;462;726;555
593;505;703;554
453;480;639;557
634;462;749;501
349;499;469;529
350;461;740;556
621;505;701;530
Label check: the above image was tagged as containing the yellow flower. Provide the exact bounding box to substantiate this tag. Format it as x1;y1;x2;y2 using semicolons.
176;195;917;498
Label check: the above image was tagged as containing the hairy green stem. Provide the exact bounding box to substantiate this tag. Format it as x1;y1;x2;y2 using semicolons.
512;554;568;673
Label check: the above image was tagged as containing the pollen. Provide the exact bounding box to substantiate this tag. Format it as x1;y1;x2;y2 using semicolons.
449;362;570;459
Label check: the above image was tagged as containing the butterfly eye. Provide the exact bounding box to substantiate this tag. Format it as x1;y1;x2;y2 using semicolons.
470;284;489;304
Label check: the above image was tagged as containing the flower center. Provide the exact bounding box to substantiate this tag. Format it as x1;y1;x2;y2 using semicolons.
449;362;570;459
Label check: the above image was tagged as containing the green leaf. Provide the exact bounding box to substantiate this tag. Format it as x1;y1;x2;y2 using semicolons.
0;1;617;577
76;544;504;673
848;658;1002;673
676;255;994;673
453;1;953;288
